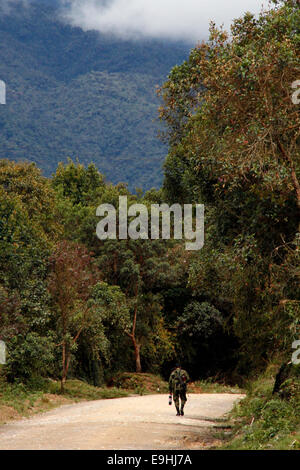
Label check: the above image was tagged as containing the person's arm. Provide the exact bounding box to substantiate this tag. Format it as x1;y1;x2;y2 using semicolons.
182;370;190;384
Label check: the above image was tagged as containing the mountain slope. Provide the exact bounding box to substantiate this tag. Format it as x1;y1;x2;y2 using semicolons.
0;2;190;189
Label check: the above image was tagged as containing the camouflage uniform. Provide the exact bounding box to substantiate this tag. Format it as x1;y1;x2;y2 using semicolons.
169;367;190;416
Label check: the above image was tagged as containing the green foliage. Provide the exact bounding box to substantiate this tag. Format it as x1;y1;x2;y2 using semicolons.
52;160;105;206
5;333;55;381
221;366;300;450
0;159;186;384
0;160;59;241
159;1;300;372
176;301;232;379
160;1;300;207
178;302;223;339
0;161;59;382
75;282;131;385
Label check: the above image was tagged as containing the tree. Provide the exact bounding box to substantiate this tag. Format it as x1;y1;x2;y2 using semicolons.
158;0;300;372
98;236;185;372
0;160;59;241
48;241;100;391
52;159;105;206
5;332;55;382
177;301;226;377
51;160;179;374
159;1;300;209
79;281;130;384
0;177;55;381
52;159;131;252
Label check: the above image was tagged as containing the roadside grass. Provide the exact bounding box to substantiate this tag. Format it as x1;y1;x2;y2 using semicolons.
109;372;243;395
0;372;129;425
110;372;169;395
0;379;45;416
189;379;243;394
46;379;129;400
211;364;300;450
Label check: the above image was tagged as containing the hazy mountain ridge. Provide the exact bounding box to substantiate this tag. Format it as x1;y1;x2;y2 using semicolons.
0;2;190;189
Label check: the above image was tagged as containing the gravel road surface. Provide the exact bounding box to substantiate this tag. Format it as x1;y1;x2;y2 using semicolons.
0;393;244;450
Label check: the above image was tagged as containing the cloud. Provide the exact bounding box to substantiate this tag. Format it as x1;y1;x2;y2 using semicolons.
60;0;271;43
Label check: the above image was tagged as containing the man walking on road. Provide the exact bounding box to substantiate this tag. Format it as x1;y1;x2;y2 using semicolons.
169;364;190;416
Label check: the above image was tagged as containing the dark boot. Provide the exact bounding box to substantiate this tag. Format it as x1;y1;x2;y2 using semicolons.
176;406;180;416
180;406;184;416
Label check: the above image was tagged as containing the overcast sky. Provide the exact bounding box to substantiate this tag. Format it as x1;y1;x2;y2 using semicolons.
0;0;272;43
60;0;271;43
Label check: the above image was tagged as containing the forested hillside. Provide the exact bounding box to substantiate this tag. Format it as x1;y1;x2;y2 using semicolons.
0;1;189;189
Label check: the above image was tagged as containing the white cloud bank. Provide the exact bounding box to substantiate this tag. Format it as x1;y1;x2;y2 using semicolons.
60;0;271;43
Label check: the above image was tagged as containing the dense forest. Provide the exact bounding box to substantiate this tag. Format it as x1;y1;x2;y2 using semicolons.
0;0;300;450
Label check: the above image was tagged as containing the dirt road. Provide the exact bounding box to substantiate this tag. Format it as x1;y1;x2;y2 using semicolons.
0;393;244;450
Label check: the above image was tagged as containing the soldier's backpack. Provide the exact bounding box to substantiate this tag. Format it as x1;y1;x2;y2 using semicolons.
172;368;186;392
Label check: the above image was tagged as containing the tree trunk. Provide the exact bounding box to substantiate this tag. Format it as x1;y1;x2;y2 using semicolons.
130;284;142;372
61;342;71;393
61;375;66;393
133;339;142;373
61;341;66;393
